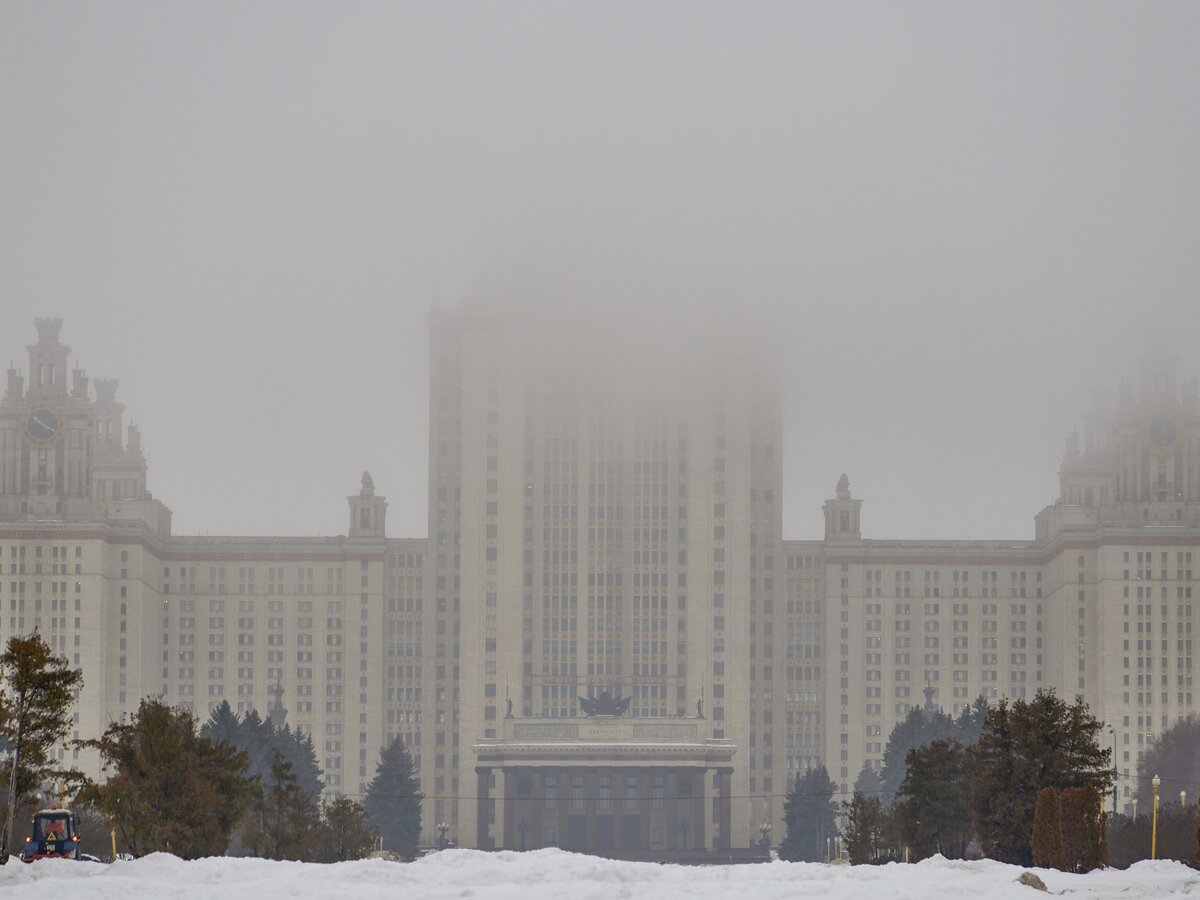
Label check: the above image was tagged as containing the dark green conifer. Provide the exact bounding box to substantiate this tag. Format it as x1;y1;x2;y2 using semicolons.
82;698;253;858
363;737;422;859
779;765;838;862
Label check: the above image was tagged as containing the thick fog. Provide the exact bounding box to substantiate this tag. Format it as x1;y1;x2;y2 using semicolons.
2;3;1198;540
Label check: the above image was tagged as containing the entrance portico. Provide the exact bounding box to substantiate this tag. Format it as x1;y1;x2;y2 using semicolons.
474;717;736;860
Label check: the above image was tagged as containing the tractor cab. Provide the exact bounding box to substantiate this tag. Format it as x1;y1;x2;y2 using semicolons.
20;808;80;862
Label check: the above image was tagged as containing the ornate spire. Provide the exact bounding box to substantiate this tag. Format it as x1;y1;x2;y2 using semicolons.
267;678;287;728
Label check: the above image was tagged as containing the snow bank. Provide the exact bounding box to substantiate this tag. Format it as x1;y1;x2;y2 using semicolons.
1;850;1196;900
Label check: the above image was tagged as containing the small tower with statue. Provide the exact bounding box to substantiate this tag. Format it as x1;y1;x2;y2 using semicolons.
823;473;863;542
348;470;388;537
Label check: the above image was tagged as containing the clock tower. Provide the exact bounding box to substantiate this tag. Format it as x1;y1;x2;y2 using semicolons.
0;318;159;526
0;317;92;519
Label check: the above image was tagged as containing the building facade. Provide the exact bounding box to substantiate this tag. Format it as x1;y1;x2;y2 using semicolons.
815;354;1200;814
0;317;1194;852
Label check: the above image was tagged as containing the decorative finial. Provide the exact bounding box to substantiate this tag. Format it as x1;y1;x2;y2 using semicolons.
361;470;375;495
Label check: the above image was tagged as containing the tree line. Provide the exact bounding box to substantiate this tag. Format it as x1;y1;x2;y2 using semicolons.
780;691;1116;868
782;690;1200;870
0;632;422;862
9;628;1200;867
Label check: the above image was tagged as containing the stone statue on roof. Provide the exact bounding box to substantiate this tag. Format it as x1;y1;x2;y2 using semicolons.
836;473;851;499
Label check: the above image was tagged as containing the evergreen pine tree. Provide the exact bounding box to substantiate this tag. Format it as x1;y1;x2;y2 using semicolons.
778;765;838;862
278;725;323;802
953;695;989;746
969;698;1023;862
0;633;85;859
844;791;891;864
257;750;321;861
82;697;253;858
363;737;422;859
239;709;274;782
894;739;973;860
970;690;1111;865
202;700;241;747
853;762;883;798
1135;716;1200;813
201;706;324;804
879;706;955;807
318;796;376;862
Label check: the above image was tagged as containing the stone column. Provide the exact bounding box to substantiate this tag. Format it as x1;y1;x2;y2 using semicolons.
476;767;492;850
555;768;567;848
531;767;544;848
639;767;652;850
667;771;679;851
503;769;516;849
717;767;733;851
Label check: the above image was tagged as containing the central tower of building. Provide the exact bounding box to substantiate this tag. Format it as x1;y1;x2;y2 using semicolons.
429;303;782;848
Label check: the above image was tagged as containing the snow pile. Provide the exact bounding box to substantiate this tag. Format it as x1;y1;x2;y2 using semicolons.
1;850;1197;900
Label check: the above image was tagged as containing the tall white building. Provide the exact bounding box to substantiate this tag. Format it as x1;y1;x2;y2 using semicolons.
427;304;782;851
1;316;1194;852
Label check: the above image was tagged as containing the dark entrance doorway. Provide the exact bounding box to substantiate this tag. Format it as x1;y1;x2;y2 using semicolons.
621;815;640;849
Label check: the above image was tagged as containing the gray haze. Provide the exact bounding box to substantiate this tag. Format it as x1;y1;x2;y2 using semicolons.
2;3;1198;541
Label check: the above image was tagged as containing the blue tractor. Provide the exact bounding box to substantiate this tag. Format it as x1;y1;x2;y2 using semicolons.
19;807;81;862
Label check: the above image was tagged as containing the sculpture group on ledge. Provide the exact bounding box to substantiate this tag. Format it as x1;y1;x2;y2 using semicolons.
578;690;632;717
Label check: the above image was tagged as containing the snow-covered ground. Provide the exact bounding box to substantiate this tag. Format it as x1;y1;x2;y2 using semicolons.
2;849;1196;900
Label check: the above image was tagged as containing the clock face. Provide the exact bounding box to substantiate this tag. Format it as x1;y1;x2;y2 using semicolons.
24;407;61;443
1147;415;1180;453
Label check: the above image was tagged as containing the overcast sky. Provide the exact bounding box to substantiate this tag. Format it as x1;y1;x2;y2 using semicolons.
2;3;1198;542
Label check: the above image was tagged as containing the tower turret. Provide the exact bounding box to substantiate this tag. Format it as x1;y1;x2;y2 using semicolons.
823;473;863;541
26;316;70;400
93;378;123;447
348;470;387;537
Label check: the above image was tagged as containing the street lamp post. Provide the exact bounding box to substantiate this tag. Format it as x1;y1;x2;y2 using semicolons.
759;821;771;857
1109;726;1117;815
1182;790;1187;811
437;821;449;851
1151;774;1161;860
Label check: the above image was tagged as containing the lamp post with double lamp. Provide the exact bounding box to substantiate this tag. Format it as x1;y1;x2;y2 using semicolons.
1151;774;1160;859
436;821;449;851
759;821;771;857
